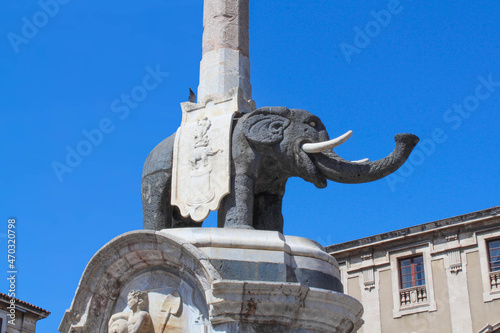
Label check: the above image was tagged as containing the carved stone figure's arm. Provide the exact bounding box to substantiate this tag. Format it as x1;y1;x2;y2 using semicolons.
108;312;130;333
110;312;129;322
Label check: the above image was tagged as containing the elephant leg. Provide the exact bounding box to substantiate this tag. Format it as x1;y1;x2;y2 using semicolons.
218;174;255;229
253;193;284;233
142;172;172;230
142;172;200;229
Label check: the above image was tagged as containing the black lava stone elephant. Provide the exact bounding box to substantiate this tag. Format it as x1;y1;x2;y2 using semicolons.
142;107;419;233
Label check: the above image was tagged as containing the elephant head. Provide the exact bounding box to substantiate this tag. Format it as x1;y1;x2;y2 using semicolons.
218;107;419;232
142;106;418;232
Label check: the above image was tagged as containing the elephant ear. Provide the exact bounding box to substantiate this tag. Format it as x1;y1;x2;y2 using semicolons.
244;108;291;145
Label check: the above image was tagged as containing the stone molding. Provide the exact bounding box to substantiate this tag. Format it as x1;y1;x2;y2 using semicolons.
163;228;338;266
209;280;363;332
478;320;500;333
326;206;500;254
329;208;500;275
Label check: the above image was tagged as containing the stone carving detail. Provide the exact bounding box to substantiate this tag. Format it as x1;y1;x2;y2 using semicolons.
108;290;183;333
446;233;462;274
154;292;183;333
171;89;253;222
360;253;375;291
448;249;462;274
187;117;221;207
191;117;219;169
108;290;154;333
360;254;372;261
446;234;459;242
362;268;375;291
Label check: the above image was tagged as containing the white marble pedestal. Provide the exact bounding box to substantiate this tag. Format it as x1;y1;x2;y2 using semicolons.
59;228;363;333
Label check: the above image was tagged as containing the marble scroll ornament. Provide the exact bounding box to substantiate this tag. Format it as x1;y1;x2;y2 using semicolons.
171;88;253;222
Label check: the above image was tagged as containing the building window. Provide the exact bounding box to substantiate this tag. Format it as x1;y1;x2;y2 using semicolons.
400;256;425;288
391;249;436;317
478;232;500;302
489;239;500;290
399;256;427;307
489;239;500;272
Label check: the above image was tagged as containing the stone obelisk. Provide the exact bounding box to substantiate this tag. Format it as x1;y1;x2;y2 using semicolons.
198;0;252;102
171;0;255;222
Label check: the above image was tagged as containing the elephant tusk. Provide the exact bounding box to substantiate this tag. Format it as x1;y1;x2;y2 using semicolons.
352;158;369;163
301;130;352;153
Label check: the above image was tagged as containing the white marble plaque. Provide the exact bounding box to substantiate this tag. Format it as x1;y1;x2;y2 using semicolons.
172;88;253;222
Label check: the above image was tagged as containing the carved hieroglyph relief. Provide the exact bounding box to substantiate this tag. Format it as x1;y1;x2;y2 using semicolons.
172;88;253;221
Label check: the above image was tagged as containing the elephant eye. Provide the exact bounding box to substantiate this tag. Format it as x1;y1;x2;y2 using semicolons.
269;121;283;134
309;121;316;128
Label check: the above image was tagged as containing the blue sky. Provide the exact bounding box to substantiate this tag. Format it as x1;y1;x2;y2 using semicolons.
1;0;499;331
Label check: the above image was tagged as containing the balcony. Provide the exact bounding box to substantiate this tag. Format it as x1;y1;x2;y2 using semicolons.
491;271;500;290
400;285;427;307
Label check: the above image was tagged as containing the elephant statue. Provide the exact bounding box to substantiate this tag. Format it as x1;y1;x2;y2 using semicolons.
142;107;419;232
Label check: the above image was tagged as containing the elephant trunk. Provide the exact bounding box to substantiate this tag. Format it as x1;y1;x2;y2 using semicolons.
313;133;419;184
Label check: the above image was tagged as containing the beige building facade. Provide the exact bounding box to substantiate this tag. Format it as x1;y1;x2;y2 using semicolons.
327;206;500;333
0;293;49;333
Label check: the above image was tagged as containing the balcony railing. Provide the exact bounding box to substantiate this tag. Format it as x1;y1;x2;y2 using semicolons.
490;271;500;290
400;286;427;307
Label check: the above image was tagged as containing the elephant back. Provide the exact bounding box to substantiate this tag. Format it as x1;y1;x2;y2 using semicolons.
142;133;176;177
